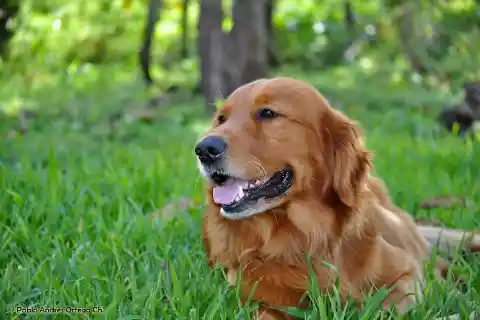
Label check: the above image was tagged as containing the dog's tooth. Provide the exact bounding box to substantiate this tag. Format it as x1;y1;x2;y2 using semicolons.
238;186;244;198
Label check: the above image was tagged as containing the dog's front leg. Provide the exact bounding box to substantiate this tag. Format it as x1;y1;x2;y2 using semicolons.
226;267;306;319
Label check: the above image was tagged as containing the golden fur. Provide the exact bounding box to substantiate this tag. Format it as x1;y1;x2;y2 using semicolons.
197;77;480;319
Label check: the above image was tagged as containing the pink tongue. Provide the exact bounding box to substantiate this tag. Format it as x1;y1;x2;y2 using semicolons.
213;183;241;205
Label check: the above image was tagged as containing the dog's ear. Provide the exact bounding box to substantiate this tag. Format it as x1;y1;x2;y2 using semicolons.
319;109;372;207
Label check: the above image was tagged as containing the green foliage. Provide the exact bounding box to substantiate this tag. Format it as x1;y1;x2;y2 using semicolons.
2;0;479;92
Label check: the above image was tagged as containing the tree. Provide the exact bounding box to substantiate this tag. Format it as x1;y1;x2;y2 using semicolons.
198;0;270;111
266;0;279;67
0;0;19;60
198;0;224;111
139;0;192;88
180;0;191;59
139;0;163;86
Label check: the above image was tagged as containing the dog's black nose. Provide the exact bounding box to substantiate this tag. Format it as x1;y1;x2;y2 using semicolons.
195;136;227;164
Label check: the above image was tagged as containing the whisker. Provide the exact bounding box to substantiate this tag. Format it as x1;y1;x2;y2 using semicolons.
310;177;324;184
193;175;204;190
272;208;280;228
248;156;269;187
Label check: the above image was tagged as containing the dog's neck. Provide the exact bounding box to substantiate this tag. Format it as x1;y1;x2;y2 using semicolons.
205;195;358;267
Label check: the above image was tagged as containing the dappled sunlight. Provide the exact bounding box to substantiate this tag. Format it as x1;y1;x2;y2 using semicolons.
358;57;375;72
1;96;29;116
446;0;477;11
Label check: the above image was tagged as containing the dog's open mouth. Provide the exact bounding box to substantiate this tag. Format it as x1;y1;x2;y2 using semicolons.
210;168;293;213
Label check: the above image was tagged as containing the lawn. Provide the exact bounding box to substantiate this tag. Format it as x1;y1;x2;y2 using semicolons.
1;64;479;319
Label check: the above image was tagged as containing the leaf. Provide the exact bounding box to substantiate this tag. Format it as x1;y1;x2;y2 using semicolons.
452;122;460;135
282;306;311;319
418;196;467;209
122;0;133;11
215;99;225;110
473;121;480;141
125;108;159;124
415;218;443;226
201;289;223;320
151;197;197;222
358;288;390;319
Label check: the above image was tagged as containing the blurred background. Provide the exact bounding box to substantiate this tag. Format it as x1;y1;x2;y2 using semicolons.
1;0;480;117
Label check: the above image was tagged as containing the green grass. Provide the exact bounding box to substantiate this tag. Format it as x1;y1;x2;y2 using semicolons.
1;64;479;319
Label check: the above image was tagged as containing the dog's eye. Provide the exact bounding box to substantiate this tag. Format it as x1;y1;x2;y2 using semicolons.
257;108;278;120
217;114;227;124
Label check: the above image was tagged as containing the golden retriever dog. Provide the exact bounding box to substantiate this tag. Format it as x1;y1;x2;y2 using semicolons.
194;77;480;319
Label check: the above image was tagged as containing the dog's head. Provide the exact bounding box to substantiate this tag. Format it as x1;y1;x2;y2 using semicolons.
195;78;371;220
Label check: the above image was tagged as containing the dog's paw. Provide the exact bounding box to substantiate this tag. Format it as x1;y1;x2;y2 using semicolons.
382;276;422;314
382;293;416;314
254;308;291;320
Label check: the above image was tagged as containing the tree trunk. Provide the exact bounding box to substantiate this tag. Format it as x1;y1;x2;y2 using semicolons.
223;0;269;96
198;0;269;111
180;0;191;59
344;0;355;30
266;0;279;67
0;1;19;60
198;0;225;111
395;2;428;74
139;0;163;86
